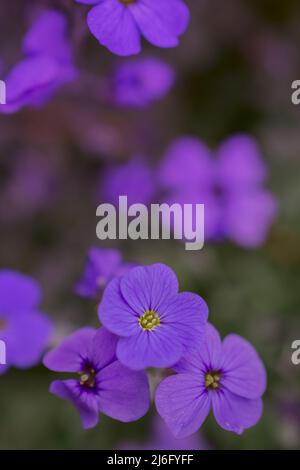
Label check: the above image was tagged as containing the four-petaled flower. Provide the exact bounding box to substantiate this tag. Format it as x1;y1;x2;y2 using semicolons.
99;263;209;370
76;0;190;56
44;327;150;429
155;324;266;437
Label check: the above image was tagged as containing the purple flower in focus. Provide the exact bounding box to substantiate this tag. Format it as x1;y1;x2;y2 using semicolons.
75;247;135;299
44;327;150;429
76;0;190;56
155;324;266;437
113;57;175;107
158;134;278;248
99;263;208;370
0;270;53;374
101;160;156;206
1;10;77;114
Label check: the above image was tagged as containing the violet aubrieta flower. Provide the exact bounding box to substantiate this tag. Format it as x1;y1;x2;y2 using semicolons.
99;263;208;370
113;57;175;107
44;327;150;429
76;0;190;56
155;323;266;438
0;270;53;374
75;247;135;299
101;160;156;206
1;10;77;114
158;134;278;248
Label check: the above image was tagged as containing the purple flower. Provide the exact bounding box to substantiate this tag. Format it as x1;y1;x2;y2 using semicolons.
101;160;156;206
113;57;175;107
155;324;267;437
1;10;77;114
158;135;278;248
0;270;53;374
75;247;135;299
43;327;150;429
76;0;190;56
99;263;208;370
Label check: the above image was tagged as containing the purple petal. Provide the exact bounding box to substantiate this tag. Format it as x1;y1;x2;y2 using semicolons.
0;270;41;315
158;137;215;190
217;134;267;190
221;334;267;399
159;292;208;355
224;190;278;248
43;327;96;372
212;390;263;434
116;326;184;370
50;380;99;429
155;374;211;438
99;277;140;337
90;327;118;370
130;0;190;48
97;361;150;421
173;323;221;374
87;0;141;56
22;10;71;61
120;264;179;314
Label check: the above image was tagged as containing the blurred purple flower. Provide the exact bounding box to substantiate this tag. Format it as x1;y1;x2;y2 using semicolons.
101;159;156;206
158;135;278;248
120;415;208;450
1;10;77;114
44;327;150;429
76;0;190;56
0;270;53;374
75;247;135;299
113;57;175;107
155;323;266;438
99;263;208;370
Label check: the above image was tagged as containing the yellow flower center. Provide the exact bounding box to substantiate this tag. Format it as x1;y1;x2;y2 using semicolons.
79;367;96;388
205;371;221;390
139;309;161;331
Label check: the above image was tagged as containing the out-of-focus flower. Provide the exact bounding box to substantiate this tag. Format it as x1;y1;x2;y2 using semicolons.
99;263;208;370
120;415;208;450
75;247;135;299
158;135;278;248
1;10;77;114
155;323;266;437
0;270;53;374
113;57;175;107
44;327;150;429
76;0;190;56
101;159;156;206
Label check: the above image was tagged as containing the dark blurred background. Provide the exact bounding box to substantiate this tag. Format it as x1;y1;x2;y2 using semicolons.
0;0;300;449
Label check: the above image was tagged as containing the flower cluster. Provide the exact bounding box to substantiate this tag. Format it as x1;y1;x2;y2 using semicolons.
44;256;266;437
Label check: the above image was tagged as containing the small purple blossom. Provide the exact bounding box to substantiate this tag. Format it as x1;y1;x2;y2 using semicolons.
1;10;77;114
76;0;190;56
44;327;150;429
101;159;156;206
0;270;53;374
113;57;175;107
158;135;278;248
75;247;135;299
155;324;267;438
99;263;208;370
